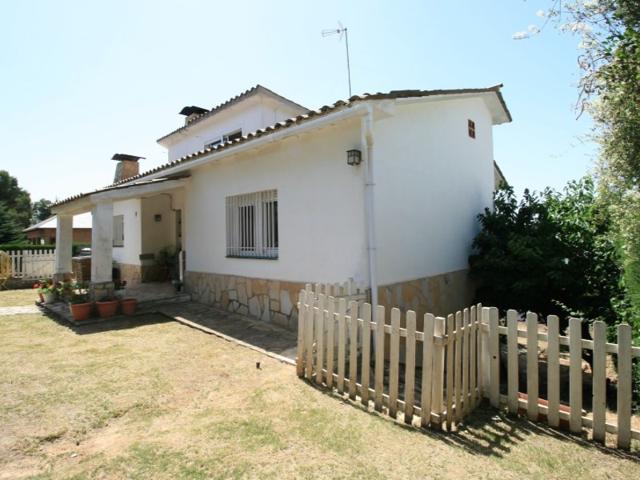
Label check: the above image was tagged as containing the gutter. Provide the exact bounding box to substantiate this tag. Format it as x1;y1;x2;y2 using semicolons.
361;105;378;319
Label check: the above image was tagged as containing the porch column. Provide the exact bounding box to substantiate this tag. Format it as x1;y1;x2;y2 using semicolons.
90;202;114;300
53;214;73;281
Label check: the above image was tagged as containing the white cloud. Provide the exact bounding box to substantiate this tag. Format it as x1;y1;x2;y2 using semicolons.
512;31;530;40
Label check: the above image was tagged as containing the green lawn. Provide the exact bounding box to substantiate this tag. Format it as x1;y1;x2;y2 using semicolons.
0;290;639;479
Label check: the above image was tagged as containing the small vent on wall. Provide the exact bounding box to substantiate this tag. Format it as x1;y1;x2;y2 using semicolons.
468;119;476;139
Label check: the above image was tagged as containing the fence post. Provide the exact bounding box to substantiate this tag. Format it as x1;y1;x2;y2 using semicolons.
431;316;446;428
326;296;336;389
315;295;325;385
526;312;539;421
389;308;401;419
592;320;607;443
506;309;519;414
488;307;500;409
569;317;582;433
546;315;560;428
617;323;632;450
421;313;435;428
296;290;306;378
374;305;386;412
360;303;372;407
348;301;359;400
404;310;416;424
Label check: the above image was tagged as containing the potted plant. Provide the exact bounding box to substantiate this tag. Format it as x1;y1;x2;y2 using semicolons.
120;297;138;315
96;296;119;318
69;283;93;321
33;282;44;303
39;280;59;304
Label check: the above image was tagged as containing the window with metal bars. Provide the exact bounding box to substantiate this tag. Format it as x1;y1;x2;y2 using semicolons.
226;190;278;259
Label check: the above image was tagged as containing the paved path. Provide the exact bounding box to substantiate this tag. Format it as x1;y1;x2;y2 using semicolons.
156;302;298;361
0;305;39;316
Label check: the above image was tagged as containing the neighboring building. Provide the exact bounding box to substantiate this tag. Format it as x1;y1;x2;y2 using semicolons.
51;84;511;328
23;213;92;245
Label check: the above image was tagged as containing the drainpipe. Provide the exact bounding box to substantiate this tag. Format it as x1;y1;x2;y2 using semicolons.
361;104;378;319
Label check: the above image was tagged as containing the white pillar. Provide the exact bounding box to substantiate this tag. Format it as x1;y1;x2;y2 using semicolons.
91;202;114;284
54;214;73;280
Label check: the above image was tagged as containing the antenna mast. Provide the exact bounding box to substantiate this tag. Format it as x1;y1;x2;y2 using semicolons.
322;22;352;98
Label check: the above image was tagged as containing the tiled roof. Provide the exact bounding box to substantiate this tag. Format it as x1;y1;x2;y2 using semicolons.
157;84;308;143
53;85;510;208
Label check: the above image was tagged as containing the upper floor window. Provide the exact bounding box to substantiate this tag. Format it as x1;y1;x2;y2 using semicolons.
113;215;124;247
205;129;243;149
226;189;278;259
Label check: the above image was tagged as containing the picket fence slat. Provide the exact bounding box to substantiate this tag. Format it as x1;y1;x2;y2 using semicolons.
546;315;560;428
348;301;359;400
421;313;435;427
445;314;455;430
462;309;470;416
326;297;336;388
389;308;401;419
592;320;607;443
315;300;325;385
469;306;478;409
360;303;372;407
374;305;385;412
617;323;632;449
526;312;539;421
404;311;416;424
507;310;519;414
488;308;500;408
337;299;346;394
454;311;463;423
431;316;446;427
569;318;583;433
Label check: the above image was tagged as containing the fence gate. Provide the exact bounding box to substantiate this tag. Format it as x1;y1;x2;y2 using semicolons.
296;287;483;430
6;249;55;280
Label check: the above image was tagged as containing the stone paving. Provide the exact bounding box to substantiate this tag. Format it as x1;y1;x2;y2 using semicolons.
156;302;298;360
0;305;39;316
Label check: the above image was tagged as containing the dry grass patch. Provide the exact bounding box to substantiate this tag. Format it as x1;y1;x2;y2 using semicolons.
0;311;638;479
0;288;39;307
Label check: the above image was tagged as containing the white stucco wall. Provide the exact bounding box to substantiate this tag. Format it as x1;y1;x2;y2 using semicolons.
112;199;141;265
141;194;178;257
373;97;495;285
184;117;369;284
163;95;304;162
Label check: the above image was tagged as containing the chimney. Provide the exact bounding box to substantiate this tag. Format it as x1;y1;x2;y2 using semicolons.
179;105;208;126
111;154;144;183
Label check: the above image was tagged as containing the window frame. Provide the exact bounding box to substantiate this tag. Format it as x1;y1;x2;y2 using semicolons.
225;189;278;260
113;215;125;247
204;129;243;150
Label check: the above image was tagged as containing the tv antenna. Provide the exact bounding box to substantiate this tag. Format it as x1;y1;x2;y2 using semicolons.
322;21;352;98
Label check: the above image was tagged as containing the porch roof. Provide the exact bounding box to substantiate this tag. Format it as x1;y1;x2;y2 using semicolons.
51;175;189;214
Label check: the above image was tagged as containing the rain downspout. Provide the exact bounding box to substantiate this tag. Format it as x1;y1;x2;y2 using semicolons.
361;104;378;319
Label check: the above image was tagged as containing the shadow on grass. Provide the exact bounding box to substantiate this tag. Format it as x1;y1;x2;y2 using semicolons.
304;380;639;462
43;310;172;335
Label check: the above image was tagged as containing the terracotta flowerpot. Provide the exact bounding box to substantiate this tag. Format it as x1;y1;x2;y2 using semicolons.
70;302;93;321
120;298;137;316
96;300;119;318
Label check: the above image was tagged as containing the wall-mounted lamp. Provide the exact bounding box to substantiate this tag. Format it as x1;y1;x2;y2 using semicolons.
347;149;362;166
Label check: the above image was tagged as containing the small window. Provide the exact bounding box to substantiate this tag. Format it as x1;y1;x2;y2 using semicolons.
204;129;242;150
226;190;278;259
113;215;124;247
468;119;476;139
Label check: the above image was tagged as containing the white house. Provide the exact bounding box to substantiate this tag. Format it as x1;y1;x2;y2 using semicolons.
51;84;511;329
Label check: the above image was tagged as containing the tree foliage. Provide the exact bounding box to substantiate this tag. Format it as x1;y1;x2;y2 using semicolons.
470;178;626;328
31;198;52;224
0;170;31;243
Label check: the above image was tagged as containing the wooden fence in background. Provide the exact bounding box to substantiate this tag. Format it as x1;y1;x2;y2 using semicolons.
296;285;640;450
7;249;55;280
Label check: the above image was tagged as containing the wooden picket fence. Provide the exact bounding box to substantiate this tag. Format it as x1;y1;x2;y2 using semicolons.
6;249;55;279
490;308;640;450
296;287;483;430
296;286;640;449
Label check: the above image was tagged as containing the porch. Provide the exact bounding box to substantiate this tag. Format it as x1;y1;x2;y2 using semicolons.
50;175;189;300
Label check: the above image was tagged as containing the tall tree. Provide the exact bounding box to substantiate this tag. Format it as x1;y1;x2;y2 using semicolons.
31;199;52;224
0;170;31;242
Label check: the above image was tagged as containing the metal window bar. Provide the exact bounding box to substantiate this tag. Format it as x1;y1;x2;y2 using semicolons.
226;190;278;259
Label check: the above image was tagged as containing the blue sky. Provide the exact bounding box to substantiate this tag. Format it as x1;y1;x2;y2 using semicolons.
0;0;595;202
